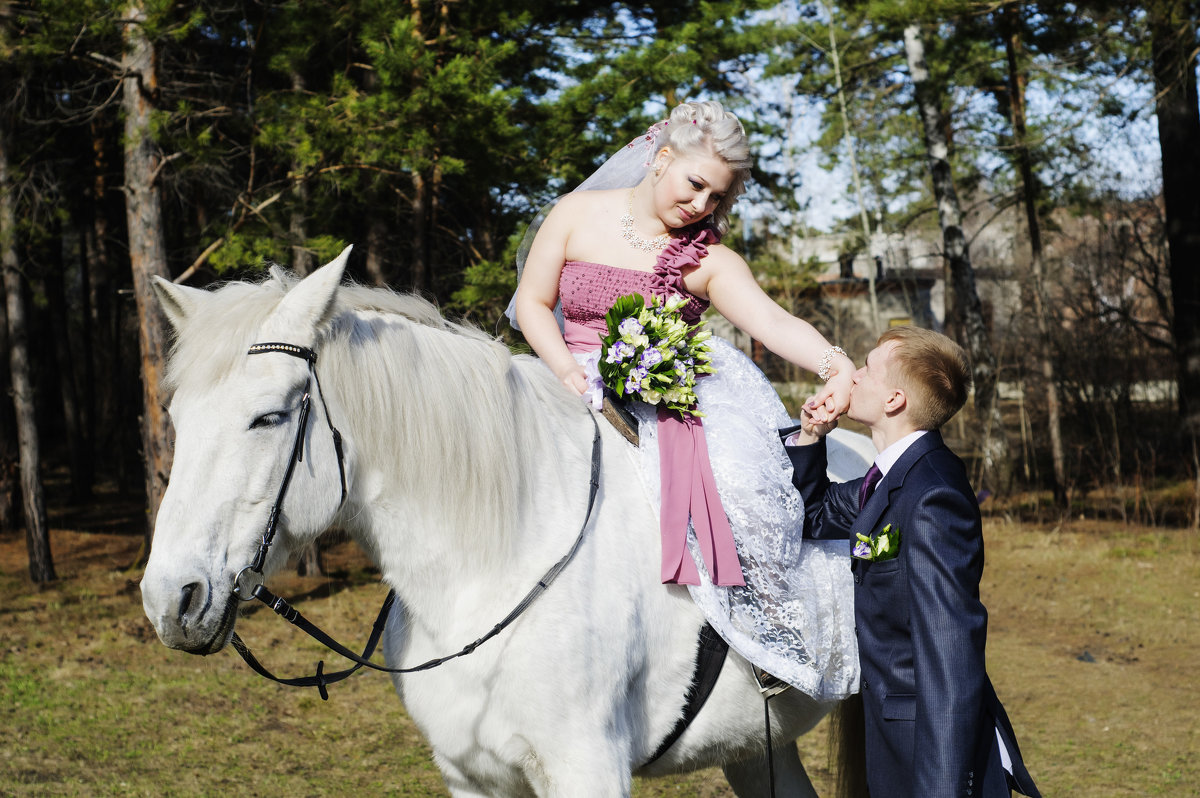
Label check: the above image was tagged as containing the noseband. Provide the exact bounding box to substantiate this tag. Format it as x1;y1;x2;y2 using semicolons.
232;342;347;602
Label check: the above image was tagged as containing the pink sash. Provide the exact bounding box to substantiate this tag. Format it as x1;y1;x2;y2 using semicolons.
657;408;744;586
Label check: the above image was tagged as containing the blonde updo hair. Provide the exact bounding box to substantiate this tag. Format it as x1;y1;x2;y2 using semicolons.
656;101;751;236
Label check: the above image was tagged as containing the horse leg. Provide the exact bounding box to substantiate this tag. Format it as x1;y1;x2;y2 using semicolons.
521;748;632;798
722;742;819;798
444;782;498;798
437;759;508;798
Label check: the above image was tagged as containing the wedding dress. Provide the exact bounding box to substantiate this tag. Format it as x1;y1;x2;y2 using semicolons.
557;228;858;701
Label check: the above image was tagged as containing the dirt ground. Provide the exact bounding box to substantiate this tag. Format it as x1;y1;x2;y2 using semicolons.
1;484;1198;796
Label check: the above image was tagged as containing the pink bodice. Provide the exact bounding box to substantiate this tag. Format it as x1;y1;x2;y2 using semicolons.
559;230;713;351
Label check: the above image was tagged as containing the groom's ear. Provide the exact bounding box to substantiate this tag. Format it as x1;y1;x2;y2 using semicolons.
884;388;907;416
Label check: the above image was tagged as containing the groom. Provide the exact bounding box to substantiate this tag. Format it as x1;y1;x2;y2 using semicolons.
787;326;1040;798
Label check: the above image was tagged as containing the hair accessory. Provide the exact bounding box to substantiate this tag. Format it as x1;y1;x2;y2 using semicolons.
630;121;666;148
817;345;847;382
627;120;672;166
620;190;671;252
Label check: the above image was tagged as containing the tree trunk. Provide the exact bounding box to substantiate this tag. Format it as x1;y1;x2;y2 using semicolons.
289;182;314;276
288;70;315;277
76;218;97;475
0;258;21;534
1003;9;1067;503
122;2;174;546
365;216;389;286
2;120;55;582
410;171;429;292
407;0;429;293
1149;1;1200;434
86;120;118;476
904;23;1012;491
44;240;93;501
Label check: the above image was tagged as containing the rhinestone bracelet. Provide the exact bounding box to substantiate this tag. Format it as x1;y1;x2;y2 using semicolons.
817;345;847;382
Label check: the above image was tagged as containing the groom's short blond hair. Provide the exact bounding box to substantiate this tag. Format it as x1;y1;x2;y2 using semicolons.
878;326;971;430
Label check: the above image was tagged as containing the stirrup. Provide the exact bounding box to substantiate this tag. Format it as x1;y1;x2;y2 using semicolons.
752;666;792;698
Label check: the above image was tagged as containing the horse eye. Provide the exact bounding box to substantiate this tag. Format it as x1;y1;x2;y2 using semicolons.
249;412;285;430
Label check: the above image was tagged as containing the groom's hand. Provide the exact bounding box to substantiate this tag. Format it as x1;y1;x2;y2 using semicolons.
787;399;838;446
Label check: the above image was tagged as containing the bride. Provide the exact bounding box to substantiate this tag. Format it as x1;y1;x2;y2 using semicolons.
509;100;859;700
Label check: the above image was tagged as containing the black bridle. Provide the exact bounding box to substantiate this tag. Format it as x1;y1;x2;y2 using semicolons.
227;341;603;700
231;342;347;601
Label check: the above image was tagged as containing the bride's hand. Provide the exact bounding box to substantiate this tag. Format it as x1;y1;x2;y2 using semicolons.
557;365;589;396
809;369;852;423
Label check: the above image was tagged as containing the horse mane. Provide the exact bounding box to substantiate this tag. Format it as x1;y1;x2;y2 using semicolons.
162;270;454;394
164;269;585;562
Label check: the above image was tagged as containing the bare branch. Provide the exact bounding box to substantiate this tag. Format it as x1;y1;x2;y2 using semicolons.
87;50;123;70
174;190;285;284
147;152;183;188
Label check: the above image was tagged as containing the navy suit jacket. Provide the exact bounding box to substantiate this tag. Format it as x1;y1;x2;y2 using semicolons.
789;432;1040;798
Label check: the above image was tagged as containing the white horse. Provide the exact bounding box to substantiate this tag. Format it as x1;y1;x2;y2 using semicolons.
141;248;871;797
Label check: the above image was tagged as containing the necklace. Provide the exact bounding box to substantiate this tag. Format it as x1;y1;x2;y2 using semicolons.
620;190;671;252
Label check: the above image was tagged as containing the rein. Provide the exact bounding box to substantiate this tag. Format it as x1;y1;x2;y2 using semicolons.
229;341;604;700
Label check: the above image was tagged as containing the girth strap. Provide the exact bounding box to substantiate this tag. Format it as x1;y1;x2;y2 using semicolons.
642;622;729;767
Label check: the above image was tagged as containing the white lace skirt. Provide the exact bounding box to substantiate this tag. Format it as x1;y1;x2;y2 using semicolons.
590;337;859;701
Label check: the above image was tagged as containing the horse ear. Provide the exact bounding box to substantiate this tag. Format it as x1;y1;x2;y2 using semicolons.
152;276;209;332
271;245;352;337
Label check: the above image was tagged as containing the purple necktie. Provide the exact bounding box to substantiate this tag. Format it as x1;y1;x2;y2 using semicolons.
859;463;882;509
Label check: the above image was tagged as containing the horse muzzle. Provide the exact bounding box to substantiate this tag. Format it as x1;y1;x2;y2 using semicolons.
141;574;238;655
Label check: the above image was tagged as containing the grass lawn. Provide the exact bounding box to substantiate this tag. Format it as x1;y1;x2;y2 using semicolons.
2;502;1197;796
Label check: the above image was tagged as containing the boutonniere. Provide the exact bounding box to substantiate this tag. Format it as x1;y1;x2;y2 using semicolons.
853;523;900;562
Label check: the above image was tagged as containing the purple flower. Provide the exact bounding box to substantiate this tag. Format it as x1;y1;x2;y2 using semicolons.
624;365;649;396
852;540;872;559
618;318;644;337
639;347;664;369
606;341;634;364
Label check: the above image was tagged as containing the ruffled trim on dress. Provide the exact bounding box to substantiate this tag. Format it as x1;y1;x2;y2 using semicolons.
648;228;715;323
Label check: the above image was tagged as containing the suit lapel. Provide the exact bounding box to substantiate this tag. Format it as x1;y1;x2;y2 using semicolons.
853;431;945;537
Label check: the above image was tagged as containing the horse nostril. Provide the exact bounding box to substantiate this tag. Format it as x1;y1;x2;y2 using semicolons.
179;582;201;628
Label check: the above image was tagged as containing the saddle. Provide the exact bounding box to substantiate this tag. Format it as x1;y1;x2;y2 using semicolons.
600;388;639;446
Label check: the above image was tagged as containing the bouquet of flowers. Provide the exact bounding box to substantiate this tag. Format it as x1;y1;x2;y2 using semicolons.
597;292;716;417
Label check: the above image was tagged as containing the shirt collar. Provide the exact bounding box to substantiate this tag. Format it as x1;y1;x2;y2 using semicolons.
874;429;928;477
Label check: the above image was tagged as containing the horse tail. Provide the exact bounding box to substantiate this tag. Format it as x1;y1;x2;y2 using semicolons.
828;692;869;798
